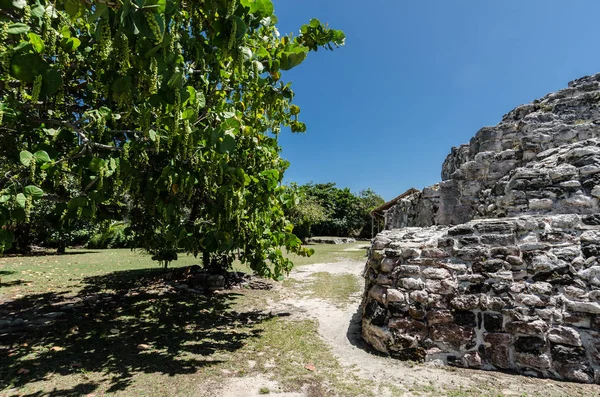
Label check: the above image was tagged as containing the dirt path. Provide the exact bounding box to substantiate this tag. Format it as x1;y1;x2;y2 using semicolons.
215;260;600;397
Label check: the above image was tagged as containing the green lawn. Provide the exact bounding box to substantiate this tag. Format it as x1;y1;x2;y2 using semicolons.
0;242;369;299
0;242;370;396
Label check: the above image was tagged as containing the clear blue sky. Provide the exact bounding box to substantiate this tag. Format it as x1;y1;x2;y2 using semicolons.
273;0;600;201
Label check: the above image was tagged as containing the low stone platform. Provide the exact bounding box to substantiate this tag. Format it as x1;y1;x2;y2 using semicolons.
362;214;600;383
305;237;357;244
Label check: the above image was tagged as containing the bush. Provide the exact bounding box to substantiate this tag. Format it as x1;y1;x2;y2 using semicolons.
87;222;132;249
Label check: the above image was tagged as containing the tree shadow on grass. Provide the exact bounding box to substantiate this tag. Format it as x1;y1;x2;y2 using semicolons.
2;251;100;258
0;268;271;395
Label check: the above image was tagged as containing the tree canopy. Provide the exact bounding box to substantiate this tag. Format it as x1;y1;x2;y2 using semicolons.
0;0;344;278
285;183;384;240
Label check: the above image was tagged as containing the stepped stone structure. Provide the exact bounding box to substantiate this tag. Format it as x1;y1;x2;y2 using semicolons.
362;74;600;383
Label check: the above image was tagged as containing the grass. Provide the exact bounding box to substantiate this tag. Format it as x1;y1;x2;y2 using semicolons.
306;272;361;307
0;242;371;396
0;242;368;300
286;241;368;267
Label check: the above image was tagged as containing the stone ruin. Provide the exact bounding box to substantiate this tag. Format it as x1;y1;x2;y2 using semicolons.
361;74;600;383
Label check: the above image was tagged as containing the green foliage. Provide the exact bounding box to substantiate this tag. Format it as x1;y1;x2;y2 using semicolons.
0;0;344;278
286;183;384;238
87;221;131;249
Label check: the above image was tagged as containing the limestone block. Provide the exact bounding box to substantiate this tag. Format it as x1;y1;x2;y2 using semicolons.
450;295;480;310
548;326;582;346
483;333;511;369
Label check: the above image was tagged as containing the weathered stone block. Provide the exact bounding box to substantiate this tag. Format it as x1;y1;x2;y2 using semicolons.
368;285;387;304
515;352;551;369
380;257;398;272
409;290;428;303
459;236;481;246
421;248;449;258
426;309;453;325
514;336;547;354
422;267;451;280
372;236;392;250
566;299;600;314
393;265;421;276
425;279;457;295
462;351;483;368
389;318;428;339
386;289;406;304
362;321;393;353
408;304;427;320
399;277;425;291
448;225;475;236
484;312;504;332
507;320;549;336
548;326;582;346
483;333;511;369
430;323;475;350
480;295;506;311
364;300;387;326
473;259;509;273
551;344;587;365
450;295;480;310
453;247;489;261
453;311;477;328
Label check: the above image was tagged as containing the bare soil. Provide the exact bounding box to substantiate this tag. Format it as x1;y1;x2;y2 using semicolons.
213;260;600;397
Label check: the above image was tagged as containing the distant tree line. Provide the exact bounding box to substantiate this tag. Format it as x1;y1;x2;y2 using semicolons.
285;183;385;240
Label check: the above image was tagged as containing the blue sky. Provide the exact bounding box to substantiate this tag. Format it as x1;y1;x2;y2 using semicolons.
271;0;600;201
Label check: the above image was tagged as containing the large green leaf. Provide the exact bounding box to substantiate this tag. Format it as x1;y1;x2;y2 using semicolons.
280;44;309;71
89;158;106;172
7;23;29;34
197;91;206;109
24;185;44;199
231;16;247;40
12;0;26;9
60;37;81;52
41;69;63;97
34;150;51;164
15;193;26;208
65;0;81;17
167;71;184;89
30;4;45;18
10;53;49;83
240;0;274;17
20;150;33;166
68;196;88;210
28;33;45;53
218;132;236;154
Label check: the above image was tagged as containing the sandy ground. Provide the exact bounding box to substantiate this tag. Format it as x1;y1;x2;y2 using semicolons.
211;260;600;397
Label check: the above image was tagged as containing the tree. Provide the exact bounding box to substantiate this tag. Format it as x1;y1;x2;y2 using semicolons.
0;0;344;278
284;183;328;241
289;183;384;238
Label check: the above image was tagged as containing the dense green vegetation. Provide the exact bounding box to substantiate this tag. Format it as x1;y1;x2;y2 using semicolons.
286;182;384;240
0;0;344;277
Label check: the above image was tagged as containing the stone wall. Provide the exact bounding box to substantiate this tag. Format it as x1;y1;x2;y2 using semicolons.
362;215;600;383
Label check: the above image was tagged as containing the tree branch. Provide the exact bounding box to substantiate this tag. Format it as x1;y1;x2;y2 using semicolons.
31;118;123;152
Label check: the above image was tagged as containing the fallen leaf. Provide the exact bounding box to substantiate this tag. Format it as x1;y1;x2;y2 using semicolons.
17;368;30;375
51;346;64;352
137;344;151;350
304;363;316;372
